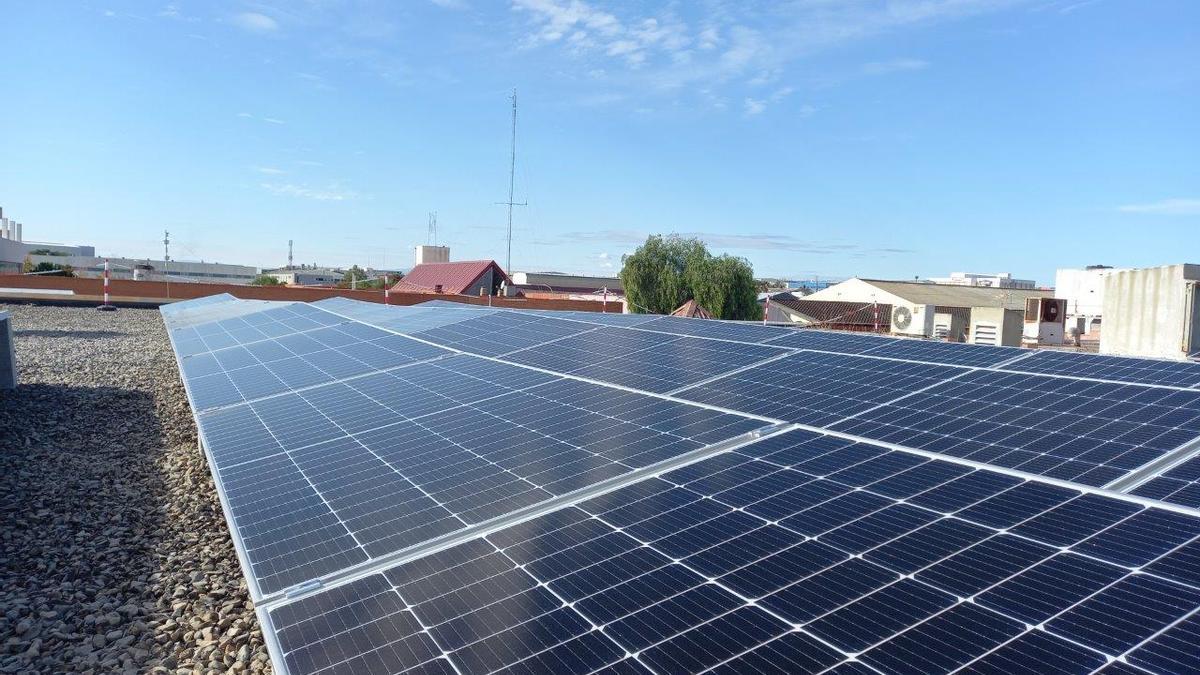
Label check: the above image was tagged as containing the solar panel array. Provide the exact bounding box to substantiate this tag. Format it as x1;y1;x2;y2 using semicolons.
161;296;1200;675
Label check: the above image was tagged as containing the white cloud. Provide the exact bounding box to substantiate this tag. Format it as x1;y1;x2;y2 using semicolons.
513;0;1024;99
236;112;286;125
253;166;286;175
232;12;278;33
261;183;359;201
1118;198;1200;216
862;58;930;75
430;0;468;9
742;87;794;117
514;0;688;67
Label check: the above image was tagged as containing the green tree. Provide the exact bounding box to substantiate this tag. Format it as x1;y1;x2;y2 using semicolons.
342;265;366;285
619;235;761;320
249;274;282;286
689;254;762;321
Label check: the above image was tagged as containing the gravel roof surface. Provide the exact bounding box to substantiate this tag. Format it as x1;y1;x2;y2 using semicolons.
0;304;270;674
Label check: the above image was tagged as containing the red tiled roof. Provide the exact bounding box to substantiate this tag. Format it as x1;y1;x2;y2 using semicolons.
671;299;714;318
390;260;510;295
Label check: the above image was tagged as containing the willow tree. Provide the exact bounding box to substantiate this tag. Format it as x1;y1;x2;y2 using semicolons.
619;235;762;320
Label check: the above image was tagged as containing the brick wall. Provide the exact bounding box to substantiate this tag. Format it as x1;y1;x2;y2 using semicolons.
0;274;613;312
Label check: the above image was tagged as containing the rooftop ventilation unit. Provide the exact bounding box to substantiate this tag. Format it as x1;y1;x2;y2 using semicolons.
0;311;16;390
890;303;935;338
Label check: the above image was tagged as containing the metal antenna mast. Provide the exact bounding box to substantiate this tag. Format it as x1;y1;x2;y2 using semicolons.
427;212;438;246
288;240;294;269
499;89;526;275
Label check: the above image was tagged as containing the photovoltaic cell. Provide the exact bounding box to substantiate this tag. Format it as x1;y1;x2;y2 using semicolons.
503;326;789;393
189;342;763;597
675;350;965;426
633;314;793;343
411;311;592;357
860;339;1025;368
763;329;898;354
1008;349;1200;388
162;295;1200;675
831;369;1200;486
1131;453;1200;508
261;428;1200;675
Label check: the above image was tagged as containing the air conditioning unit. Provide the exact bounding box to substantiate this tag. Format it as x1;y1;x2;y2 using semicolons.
890;303;936;338
1023;297;1067;346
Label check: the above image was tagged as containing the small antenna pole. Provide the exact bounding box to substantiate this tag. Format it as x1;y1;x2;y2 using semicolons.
288;239;294;269
163;230;171;298
498;88;527;275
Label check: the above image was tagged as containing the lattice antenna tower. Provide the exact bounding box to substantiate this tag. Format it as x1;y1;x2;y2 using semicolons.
427;212;438;246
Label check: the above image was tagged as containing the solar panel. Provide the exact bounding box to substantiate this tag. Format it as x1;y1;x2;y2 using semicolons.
1004;349;1200;388
182;329;765;599
258;428;1200;675
411;311;594;357
831;369;1200;487
633;315;793;343
764;329;898;354
675;350;966;426
314;298;500;334
161;295;1200;675
178;322;452;412
1131;453;1200;508
503;326;790;394
859;339;1025;368
529;309;663;327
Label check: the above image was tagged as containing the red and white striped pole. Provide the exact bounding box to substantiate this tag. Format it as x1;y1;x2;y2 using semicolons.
602;287;608;313
383;275;390;305
873;300;880;333
97;259;116;311
763;295;770;326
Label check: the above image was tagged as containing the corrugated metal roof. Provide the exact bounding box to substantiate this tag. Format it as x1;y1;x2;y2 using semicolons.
831;278;1053;310
390;260;509;295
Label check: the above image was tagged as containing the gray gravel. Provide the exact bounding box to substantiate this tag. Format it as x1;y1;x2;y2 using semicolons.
0;304;270;674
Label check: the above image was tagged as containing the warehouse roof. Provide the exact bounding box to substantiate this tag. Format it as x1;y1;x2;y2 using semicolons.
810;278;1053;310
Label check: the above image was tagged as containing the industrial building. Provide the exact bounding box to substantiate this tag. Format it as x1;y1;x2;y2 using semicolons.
58;256;257;283
1055;265;1127;336
263;267;346;286
0;207;257;283
1100;263;1200;360
510;271;622;295
798;278;1060;345
0;206;96;273
927;271;1037;289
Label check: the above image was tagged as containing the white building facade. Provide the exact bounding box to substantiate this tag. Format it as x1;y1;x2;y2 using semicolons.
928;272;1036;289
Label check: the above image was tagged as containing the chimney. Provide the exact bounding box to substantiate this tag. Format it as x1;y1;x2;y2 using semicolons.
0;217;7;240
14;222;21;242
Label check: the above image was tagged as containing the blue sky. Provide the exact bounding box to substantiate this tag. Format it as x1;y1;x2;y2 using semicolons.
1;1;1196;284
